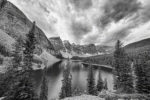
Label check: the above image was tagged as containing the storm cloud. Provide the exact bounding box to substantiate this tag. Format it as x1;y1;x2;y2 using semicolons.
102;26;131;45
71;21;92;43
8;0;150;46
70;0;93;10
100;18;136;45
139;0;150;23
100;0;141;27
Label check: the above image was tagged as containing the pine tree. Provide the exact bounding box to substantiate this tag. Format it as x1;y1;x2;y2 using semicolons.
60;68;72;99
40;68;48;100
113;40;134;93
113;40;122;90
18;21;37;99
4;71;38;100
4;22;38;100
1;37;24;97
135;56;150;94
87;65;97;95
23;21;37;70
97;68;103;92
0;67;17;97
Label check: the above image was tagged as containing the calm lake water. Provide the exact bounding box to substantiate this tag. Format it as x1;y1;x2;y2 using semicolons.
33;60;114;100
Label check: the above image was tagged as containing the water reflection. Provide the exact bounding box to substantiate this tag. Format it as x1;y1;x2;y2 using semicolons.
33;60;114;99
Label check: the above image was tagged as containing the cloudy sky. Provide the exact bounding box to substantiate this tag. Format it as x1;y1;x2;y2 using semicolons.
8;0;150;46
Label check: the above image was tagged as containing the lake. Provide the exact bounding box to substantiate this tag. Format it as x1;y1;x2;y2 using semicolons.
33;60;114;100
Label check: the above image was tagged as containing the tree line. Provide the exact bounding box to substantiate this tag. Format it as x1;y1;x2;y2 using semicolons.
0;21;149;99
113;40;150;97
60;40;150;99
59;63;108;99
0;22;48;100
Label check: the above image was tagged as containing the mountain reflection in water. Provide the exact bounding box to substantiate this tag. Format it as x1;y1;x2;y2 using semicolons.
33;60;114;99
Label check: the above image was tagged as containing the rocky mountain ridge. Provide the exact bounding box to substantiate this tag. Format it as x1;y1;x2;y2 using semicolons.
49;36;113;58
0;0;114;59
0;0;123;59
0;0;59;68
124;38;150;54
0;0;55;54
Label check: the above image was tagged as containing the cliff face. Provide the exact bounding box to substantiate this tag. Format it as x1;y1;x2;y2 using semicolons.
0;0;55;54
71;44;83;55
63;40;73;53
49;37;66;52
71;44;98;55
49;37;100;57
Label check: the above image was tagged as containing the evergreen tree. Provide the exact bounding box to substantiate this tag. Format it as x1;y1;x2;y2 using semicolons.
87;65;97;95
113;40;134;93
0;37;24;97
4;22;38;100
23;21;37;70
135;56;150;94
97;68;103;92
113;40;122;90
4;71;38;100
60;67;72;99
40;68;48;100
0;68;17;97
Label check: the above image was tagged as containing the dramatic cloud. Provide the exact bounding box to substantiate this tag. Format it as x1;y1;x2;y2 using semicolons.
100;0;141;27
103;28;130;45
124;20;150;45
139;0;150;23
70;0;92;10
99;17;136;45
8;0;56;37
8;0;150;46
71;21;92;43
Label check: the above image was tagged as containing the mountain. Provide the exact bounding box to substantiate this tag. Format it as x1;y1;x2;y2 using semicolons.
63;40;73;53
0;0;60;68
71;44;98;55
69;43;99;57
0;0;114;60
71;43;83;55
0;0;55;54
49;37;103;57
73;38;150;66
49;37;66;52
124;38;150;53
96;45;114;54
82;44;98;54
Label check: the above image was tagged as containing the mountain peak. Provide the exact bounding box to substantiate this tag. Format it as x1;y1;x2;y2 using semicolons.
0;0;55;55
